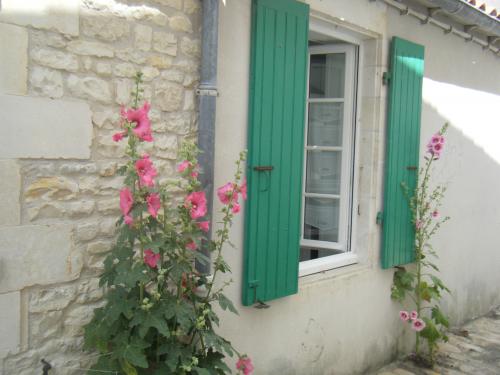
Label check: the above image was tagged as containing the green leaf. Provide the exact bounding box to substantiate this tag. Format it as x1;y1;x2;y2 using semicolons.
431;306;449;328
120;359;138;375
217;294;239;315
121;340;149;368
193;367;212;375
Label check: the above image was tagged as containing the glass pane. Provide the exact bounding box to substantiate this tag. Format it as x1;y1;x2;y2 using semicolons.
303;197;339;243
305;150;342;195
309;53;346;98
307;102;344;147
300;247;344;261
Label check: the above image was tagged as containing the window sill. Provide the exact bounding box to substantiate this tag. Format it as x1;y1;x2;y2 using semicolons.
298;252;358;277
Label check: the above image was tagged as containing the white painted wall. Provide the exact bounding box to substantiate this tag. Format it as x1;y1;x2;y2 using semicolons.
213;0;500;374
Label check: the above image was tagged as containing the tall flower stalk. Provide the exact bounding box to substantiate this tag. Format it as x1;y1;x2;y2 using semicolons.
84;73;253;374
392;123;451;366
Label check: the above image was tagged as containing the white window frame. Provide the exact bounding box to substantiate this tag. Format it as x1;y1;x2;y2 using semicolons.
299;38;359;277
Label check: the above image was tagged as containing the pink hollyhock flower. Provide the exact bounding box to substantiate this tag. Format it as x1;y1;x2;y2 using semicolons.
124;215;133;227
144;249;161;268
122;102;153;142
399;310;410;322
120;188;133;216
412;318;426;332
236;356;254;375
240;179;247;201
197;221;210;232
146;193;161;218
135;154;157;187
177;160;191;173
184;191;207;219
217;182;238;205
427;133;445;159
232;203;241;214
191;168;199;179
112;131;127;142
432;210;439;218
410;311;418;320
186;241;197;251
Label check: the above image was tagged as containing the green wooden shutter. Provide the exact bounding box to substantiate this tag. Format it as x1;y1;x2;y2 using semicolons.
381;37;425;269
242;0;309;306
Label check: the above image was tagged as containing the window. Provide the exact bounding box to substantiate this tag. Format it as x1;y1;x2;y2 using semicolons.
300;44;358;275
242;0;425;306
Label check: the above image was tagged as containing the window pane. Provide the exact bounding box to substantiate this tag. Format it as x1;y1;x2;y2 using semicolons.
307;102;344;147
309;53;346;98
305;150;342;195
300;247;344;261
303;197;339;242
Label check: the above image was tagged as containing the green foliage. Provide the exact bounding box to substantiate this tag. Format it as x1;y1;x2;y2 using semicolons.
84;73;249;374
391;124;451;365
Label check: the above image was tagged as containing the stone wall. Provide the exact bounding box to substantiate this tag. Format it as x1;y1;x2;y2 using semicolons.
0;1;201;374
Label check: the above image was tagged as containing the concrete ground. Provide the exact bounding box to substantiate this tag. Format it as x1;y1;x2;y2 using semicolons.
373;306;500;375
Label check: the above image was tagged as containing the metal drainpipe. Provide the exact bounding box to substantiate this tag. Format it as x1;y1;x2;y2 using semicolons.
197;0;219;273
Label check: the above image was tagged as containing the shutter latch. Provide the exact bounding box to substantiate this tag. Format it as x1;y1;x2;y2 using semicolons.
382;72;391;85
376;211;383;225
248;280;271;309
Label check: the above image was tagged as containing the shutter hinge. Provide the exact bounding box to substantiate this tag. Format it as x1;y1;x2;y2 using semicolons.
382;72;391;85
376;211;383;225
248;280;270;309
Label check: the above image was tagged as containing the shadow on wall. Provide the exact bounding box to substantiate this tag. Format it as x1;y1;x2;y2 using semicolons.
421;77;500;325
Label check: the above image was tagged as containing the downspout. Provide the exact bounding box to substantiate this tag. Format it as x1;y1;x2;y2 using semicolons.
197;0;219;273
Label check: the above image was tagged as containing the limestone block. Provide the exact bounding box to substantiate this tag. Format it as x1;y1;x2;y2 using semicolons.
25;176;79;201
31;30;67;48
98;161;118;177
169;15;193;33
0;0;79;36
155;81;184;112
0;23;28;95
184;0;201;14
180;36;201;58
92;109;120;129
155;134;178;159
141;66;160;82
116;79;133;105
82;14;130;42
30;311;63;346
29;284;77;313
86;240;112;255
153;0;182;10
184;90;195;111
114;63;136;78
31;48;79;72
67;40;114;57
99;218;117;236
0;291;20;358
0;225;81;294
67;75;112;103
95;62;112;76
97;197;120;215
153;32;177;56
75;222;99;242
162;69;184;84
148;55;173;69
76;278;103;304
165;113;192;135
96;134;126;158
59;163;97;174
0;94;92;159
30;66;64;98
135;24;153;51
0;160;21;226
116;48;147;64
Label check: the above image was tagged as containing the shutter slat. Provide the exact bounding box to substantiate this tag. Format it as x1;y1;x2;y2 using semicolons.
243;0;309;305
381;37;425;269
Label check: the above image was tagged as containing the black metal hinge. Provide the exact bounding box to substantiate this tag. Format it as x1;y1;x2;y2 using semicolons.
382;71;391;85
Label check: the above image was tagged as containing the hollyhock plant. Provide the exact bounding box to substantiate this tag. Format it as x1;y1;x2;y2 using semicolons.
144;249;160;268
84;72;250;375
197;221;210;233
146;193;161;218
135;154;157;187
412;319;426;332
185;191;207;219
236;356;254;375
217;182;238;205
399;311;410;322
392;123;450;365
121;102;153;142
